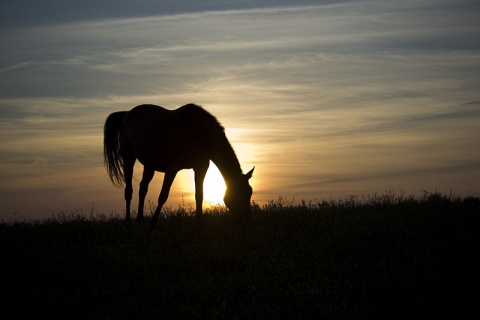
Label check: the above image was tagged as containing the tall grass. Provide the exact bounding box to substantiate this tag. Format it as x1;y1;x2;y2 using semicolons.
1;191;479;319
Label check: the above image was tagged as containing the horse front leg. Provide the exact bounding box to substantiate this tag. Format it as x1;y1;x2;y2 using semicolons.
194;161;209;225
151;169;178;228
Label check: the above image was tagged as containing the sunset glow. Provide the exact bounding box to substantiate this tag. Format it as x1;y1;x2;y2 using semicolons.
202;164;226;205
1;0;479;219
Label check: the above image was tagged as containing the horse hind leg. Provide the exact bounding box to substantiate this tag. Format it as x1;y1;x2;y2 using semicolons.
123;157;135;224
137;165;155;222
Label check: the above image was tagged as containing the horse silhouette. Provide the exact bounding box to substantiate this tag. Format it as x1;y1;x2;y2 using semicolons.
103;103;254;226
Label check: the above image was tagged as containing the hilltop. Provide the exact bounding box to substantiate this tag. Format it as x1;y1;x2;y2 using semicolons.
1;192;479;319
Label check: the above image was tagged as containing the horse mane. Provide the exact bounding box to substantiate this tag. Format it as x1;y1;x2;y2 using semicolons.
181;103;225;132
181;104;244;177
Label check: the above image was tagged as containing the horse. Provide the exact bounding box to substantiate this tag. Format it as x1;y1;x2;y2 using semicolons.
103;103;254;226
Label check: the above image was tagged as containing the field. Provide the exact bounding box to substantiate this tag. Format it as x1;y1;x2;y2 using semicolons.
1;192;479;319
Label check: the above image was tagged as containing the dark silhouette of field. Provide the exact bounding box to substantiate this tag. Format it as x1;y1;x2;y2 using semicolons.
1;192;479;318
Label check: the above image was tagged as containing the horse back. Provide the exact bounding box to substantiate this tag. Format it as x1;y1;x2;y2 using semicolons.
123;104;221;171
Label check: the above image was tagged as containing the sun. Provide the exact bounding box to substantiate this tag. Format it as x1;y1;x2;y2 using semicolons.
203;164;226;205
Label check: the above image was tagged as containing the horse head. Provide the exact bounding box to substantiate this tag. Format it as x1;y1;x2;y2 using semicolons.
224;167;254;224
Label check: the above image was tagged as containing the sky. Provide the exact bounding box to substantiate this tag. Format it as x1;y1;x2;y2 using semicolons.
1;0;479;220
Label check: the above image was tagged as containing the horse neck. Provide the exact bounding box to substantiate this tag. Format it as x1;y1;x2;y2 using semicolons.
210;132;243;185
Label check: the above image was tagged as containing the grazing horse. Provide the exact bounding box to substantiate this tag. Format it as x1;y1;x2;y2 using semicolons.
103;103;254;226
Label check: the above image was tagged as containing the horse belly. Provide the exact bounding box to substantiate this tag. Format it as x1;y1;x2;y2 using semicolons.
165;129;210;169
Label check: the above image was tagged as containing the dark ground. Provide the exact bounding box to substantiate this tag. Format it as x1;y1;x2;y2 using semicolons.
1;192;479;319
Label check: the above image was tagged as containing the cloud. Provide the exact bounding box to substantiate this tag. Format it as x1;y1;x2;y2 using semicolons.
247;100;480;202
2;1;479;102
0;1;349;28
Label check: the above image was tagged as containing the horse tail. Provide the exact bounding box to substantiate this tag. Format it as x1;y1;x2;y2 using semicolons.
103;111;128;187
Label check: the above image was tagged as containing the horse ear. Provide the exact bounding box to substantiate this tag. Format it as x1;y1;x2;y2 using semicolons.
245;166;255;180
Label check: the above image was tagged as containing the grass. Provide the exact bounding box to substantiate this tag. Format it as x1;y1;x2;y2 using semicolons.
1;191;479;319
